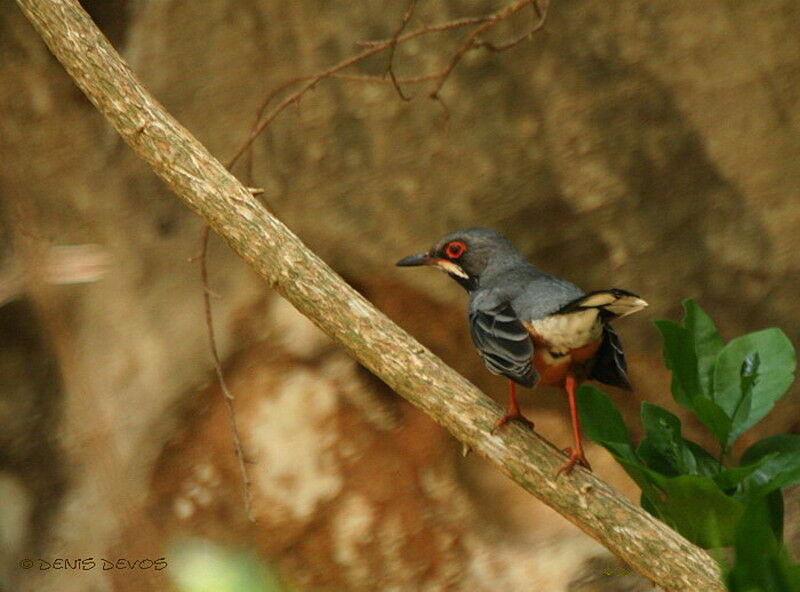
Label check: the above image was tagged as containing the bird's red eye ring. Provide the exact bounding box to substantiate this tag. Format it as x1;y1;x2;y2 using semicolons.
445;241;467;259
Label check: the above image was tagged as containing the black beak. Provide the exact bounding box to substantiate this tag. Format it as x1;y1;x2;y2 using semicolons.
396;252;432;267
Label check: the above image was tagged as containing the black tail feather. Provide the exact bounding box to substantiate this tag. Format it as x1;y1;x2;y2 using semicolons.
590;325;631;390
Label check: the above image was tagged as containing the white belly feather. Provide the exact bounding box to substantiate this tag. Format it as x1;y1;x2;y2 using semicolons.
524;290;647;354
526;310;603;353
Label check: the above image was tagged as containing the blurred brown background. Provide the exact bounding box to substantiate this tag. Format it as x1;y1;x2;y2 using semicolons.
1;1;798;591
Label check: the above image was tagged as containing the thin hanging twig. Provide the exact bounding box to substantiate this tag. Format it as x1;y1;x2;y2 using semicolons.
198;225;254;522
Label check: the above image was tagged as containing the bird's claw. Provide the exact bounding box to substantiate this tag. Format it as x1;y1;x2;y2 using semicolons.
557;447;592;475
491;412;535;434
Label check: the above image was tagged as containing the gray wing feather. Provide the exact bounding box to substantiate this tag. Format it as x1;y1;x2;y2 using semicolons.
507;273;584;321
469;292;537;387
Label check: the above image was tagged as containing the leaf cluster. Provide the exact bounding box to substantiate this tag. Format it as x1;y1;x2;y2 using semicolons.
578;300;800;590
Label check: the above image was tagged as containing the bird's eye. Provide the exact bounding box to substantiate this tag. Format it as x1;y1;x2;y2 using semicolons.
445;241;467;259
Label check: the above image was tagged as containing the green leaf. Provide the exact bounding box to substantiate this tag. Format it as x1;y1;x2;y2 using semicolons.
654;319;699;410
713;460;768;494
740;434;800;496
764;489;786;542
684;300;724;398
576;385;632;448
651;474;744;548
637;439;680;476
713;328;796;442
613;456;672;522
727;496;800;592
637;403;696;475
612;462;743;548
684;440;722;477
640;488;673;527
691;396;732;448
727;352;759;447
577;387;672;518
639;489;681;528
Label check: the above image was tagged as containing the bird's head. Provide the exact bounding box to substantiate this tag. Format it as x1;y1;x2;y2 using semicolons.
396;227;520;290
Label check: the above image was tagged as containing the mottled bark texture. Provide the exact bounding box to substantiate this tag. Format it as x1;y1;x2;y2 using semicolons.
3;0;799;590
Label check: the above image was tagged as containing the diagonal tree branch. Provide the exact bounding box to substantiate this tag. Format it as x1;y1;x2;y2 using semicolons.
15;1;724;591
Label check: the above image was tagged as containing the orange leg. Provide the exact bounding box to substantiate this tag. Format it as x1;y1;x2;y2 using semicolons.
492;380;534;433
557;375;592;475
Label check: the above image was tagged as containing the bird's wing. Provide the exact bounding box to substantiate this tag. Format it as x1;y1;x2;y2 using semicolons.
469;291;537;387
589;325;631;390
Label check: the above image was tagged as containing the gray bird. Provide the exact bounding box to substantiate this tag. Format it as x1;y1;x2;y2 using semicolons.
396;227;647;474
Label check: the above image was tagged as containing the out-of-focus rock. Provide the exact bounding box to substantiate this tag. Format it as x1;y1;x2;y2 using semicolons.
140;336;654;591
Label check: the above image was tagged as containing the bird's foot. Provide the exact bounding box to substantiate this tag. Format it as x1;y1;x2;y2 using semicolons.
557;447;592;475
491;411;534;434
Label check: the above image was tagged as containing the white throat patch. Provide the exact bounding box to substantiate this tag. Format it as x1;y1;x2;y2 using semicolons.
433;259;469;279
